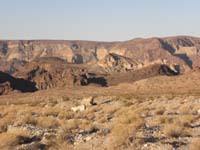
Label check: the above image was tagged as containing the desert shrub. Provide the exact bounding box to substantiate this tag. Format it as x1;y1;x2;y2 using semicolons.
163;123;183;138
14;114;37;126
78;120;96;131
156;115;174;124
116;109;144;126
61;119;79;131
163;123;191;138
179;105;193;115
110;124;130;148
42;108;60;117
58;111;74;120
108;108;145;149
109;120;144;149
179;115;195;127
37;117;60;129
61;119;95;132
0;114;16;132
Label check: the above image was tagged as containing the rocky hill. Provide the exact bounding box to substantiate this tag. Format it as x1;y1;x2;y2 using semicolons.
14;57;108;90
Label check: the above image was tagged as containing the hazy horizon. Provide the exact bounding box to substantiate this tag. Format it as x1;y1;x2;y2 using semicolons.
0;0;200;41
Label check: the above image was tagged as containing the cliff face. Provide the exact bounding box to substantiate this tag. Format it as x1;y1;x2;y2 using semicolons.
0;36;200;74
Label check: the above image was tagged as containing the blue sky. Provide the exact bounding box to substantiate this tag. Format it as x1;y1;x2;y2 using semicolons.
0;0;199;41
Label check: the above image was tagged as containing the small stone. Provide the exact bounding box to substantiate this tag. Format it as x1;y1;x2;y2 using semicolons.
197;109;200;115
85;136;92;141
71;105;86;112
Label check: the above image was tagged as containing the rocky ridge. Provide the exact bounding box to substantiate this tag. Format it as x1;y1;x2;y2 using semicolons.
0;36;200;74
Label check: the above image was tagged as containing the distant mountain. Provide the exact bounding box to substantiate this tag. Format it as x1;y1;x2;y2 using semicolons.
0;36;199;74
0;36;199;93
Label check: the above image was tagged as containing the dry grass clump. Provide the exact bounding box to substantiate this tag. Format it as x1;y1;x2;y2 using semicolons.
156;114;196;127
42;107;60;117
115;108;145;126
0;133;20;149
0;129;31;149
163;123;191;138
110;124;131;148
178;115;196;127
90;106;118;123
154;107;166;115
0;113;16;132
14;114;37;126
109;121;144;149
61;119;79;131
178;105;193;115
37;117;60;129
108;108;145;149
58;110;74;120
155;115;174;124
78;120;96;131
163;123;183;138
61;119;95;132
189;138;200;150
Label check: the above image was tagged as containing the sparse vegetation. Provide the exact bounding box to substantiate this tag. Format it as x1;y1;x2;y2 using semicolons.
0;72;200;149
163;123;191;138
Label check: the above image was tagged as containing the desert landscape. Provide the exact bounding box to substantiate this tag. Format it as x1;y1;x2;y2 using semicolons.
0;36;199;150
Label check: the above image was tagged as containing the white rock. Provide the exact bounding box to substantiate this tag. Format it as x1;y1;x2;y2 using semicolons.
71;105;86;112
85;136;92;141
197;109;200;114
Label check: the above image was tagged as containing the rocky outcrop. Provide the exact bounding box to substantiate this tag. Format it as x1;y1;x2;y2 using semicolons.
98;53;143;73
160;36;200;68
0;59;27;74
0;71;37;95
106;63;180;86
15;57;107;90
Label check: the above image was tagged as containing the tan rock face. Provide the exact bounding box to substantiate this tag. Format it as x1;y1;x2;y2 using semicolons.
96;48;109;60
98;53;142;73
